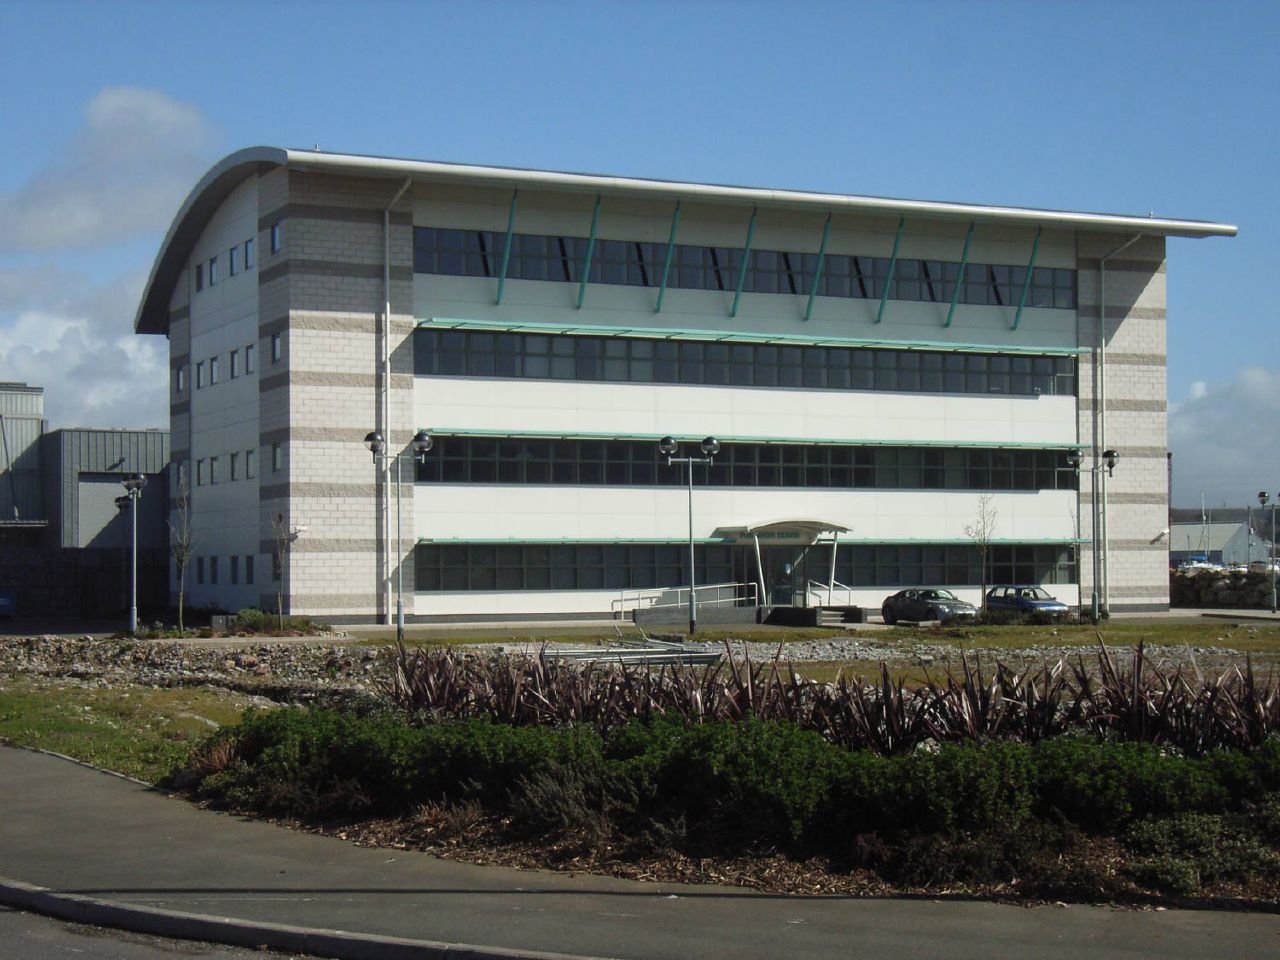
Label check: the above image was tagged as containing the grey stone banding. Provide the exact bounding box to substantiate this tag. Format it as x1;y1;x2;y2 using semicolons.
257;203;413;231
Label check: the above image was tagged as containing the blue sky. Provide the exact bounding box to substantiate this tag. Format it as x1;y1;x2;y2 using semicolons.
1;0;1275;506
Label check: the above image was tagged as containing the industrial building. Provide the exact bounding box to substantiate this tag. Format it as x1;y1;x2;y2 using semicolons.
133;148;1235;622
0;382;169;617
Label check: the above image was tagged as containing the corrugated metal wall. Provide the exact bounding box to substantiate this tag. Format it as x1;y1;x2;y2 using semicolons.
0;383;46;522
42;429;170;549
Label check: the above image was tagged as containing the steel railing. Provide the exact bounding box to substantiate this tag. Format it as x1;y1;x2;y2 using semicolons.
611;580;758;619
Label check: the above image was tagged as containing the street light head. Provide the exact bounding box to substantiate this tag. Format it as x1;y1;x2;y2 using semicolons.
1260;491;1271;507
1102;449;1119;476
412;429;433;457
364;431;384;460
1065;450;1083;470
121;473;147;493
700;436;720;457
658;436;678;456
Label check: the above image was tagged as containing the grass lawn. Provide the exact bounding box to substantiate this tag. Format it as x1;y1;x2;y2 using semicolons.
0;678;260;784
873;620;1280;654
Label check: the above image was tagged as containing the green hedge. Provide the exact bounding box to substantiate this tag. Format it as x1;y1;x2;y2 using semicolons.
189;708;1280;860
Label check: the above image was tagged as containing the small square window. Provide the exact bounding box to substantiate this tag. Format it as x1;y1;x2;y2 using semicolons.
230;452;239;481
271;333;282;364
272;444;283;472
211;556;219;584
194;263;203;292
210;355;219;384
246;448;256;479
210;456;219;484
229;349;239;379
195;361;205;389
196;557;204;584
229;245;239;277
196;459;206;486
245;343;255;373
230;555;239;584
209;255;218;285
175;366;185;394
246;555;255;585
270;223;281;254
244;237;255;269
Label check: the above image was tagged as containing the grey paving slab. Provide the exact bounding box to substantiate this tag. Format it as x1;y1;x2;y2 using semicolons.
1;747;1277;960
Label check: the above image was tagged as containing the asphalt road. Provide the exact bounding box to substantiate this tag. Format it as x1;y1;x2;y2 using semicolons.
3;747;1278;960
0;905;305;959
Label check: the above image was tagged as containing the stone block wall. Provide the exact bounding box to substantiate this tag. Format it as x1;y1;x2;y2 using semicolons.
1076;232;1170;612
255;168;415;621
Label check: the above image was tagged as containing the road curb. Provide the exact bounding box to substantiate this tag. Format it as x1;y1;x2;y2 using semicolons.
0;876;617;960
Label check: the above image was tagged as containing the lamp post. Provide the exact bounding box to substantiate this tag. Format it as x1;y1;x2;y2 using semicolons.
364;429;434;643
1259;491;1278;614
114;495;130;614
120;473;147;634
1067;448;1118;622
658;435;719;635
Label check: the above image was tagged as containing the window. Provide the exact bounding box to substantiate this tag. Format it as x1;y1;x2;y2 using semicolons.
412;226;1077;311
245;343;255;373
270;223;281;254
246;555;255;585
229;245;239;277
416;436;1077;492
245;448;256;479
244;237;255;269
195;361;205;389
270;333;282;364
196;459;206;486
175;366;185;394
229;349;239;379
230;452;239;481
209;255;218;285
210;355;220;384
194;263;204;292
196;557;205;584
414;328;1078;398
210;556;219;584
230;556;239;584
209;455;221;484
176;460;190;492
272;444;282;472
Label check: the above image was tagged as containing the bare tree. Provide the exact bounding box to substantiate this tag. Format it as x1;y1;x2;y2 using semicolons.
168;468;195;632
273;513;303;629
964;494;998;612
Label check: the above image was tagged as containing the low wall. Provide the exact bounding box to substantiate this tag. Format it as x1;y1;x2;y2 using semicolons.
1171;570;1277;609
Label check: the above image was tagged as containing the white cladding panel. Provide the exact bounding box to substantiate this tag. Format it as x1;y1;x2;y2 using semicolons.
414;485;1077;543
185;176;263;610
414;377;1078;447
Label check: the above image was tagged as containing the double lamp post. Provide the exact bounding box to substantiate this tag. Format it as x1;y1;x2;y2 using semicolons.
364;429;434;644
116;473;147;634
659;435;720;635
1258;491;1278;614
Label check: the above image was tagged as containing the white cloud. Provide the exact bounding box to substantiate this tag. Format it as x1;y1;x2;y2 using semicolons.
0;271;168;429
0;87;218;253
1170;367;1280;507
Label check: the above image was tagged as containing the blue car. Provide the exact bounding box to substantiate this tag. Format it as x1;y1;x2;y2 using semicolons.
984;585;1070;618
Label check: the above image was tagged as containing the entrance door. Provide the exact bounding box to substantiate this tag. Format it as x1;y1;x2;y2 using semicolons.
761;546;811;606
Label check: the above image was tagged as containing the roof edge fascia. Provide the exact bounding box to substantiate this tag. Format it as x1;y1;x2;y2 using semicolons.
284;148;1238;239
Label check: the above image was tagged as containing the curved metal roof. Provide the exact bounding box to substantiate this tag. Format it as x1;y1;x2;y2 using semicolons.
134;146;1239;335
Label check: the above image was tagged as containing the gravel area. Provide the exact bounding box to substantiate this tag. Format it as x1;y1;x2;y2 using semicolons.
0;631;1265;700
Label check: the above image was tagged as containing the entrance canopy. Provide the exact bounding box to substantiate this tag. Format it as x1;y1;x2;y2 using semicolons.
717;519;851;547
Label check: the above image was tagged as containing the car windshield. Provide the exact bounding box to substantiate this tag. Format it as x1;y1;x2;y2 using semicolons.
923;590;958;601
1021;587;1053;600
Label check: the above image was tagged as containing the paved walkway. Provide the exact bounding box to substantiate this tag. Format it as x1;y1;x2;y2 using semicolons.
2;748;1276;960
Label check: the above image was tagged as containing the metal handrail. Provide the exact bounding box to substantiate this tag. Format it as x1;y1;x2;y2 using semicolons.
807;578;858;607
611;580;758;618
